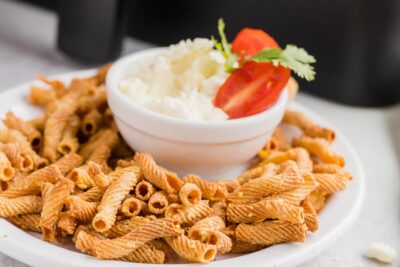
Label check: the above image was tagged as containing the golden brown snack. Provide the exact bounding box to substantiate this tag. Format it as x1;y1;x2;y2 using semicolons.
134;152;182;193
179;182;202;207
78;87;107;114
7;213;41;232
66;195;98;222
230;240;264;254
0;195;42;217
0;67;354;264
120;243;165;264
283;110;335;142
227;198;304;224
79;218;182;259
0;129;46;170
314;173;347;194
92;166;141;232
70;146;110;190
259;148;313;173
165;234;217;263
302;199;319;232
29;86;57;106
77;186;105;202
40;178;74;242
134;180;155;201
148;191;169;214
236;220;307;246
313;163;352;180
58;212;77;236
43;92;80;162
269;173;317;205
87;162;109;188
27;116;46;132
58;115;81;155
120;197;142;218
79;129;119;160
188;215;225;241
0;143;34;172
218;179;240;193
165;200;213;225
228;161;303;204
205;230;232;254
211;200;227;220
293;136;344;166
82;109;102;136
3;112;42;149
306;189;327;213
0;151;15;181
69;165;96;190
0;165;62;198
52;153;83;176
36;76;66;96
183;174;228;201
236;166;264;185
103;108;114;125
87;145;111;171
102;216;154;238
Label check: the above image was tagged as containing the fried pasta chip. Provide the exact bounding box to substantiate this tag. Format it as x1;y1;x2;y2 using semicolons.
0;66;352;264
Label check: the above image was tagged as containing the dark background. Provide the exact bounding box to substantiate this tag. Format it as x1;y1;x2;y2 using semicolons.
13;0;400;106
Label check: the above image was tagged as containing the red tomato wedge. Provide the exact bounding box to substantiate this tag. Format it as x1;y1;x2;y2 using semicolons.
232;28;279;59
214;61;290;119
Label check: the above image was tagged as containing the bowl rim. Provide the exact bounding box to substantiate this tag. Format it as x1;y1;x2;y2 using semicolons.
106;47;288;129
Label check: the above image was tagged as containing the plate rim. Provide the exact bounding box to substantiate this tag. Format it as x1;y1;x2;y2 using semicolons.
0;69;365;267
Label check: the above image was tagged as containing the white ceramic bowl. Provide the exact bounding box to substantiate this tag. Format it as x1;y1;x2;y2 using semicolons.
106;48;288;179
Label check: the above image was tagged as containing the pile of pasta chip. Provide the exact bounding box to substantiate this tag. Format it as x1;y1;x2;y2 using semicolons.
0;66;352;263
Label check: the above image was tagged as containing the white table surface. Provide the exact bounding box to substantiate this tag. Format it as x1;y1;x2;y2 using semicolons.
0;1;399;266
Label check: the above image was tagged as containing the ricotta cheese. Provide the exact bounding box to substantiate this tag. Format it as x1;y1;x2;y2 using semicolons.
119;38;229;121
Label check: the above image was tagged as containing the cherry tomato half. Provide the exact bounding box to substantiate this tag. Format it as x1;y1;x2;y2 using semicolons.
232;28;279;60
214;61;290;119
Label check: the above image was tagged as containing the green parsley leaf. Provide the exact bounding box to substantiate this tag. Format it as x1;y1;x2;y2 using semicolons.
212;18;238;73
249;45;316;81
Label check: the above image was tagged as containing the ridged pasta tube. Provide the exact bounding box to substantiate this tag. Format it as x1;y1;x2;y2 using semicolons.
228;161;303;204
134;180;155;201
165;234;217;263
134;153;182;193
179;182;202;207
165;200;213;225
293;136;344;166
57;115;81;155
283;110;335;142
7;213;41;232
43;92;79;162
92;166;141;232
3;112;42;149
83;218;182;259
40;178;74;242
0;165;62;198
302;199;319;232
227;198;304;224
0;195;42;217
148;191;169;214
120;197;142;217
268;173;317;205
236;220;307;246
66;196;98;222
0;151;15;181
183;174;228;201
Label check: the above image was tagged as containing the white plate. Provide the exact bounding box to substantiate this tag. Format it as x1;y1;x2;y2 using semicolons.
0;70;365;267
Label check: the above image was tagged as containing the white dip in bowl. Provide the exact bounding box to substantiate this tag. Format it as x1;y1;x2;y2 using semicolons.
106;39;288;179
118;38;228;121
